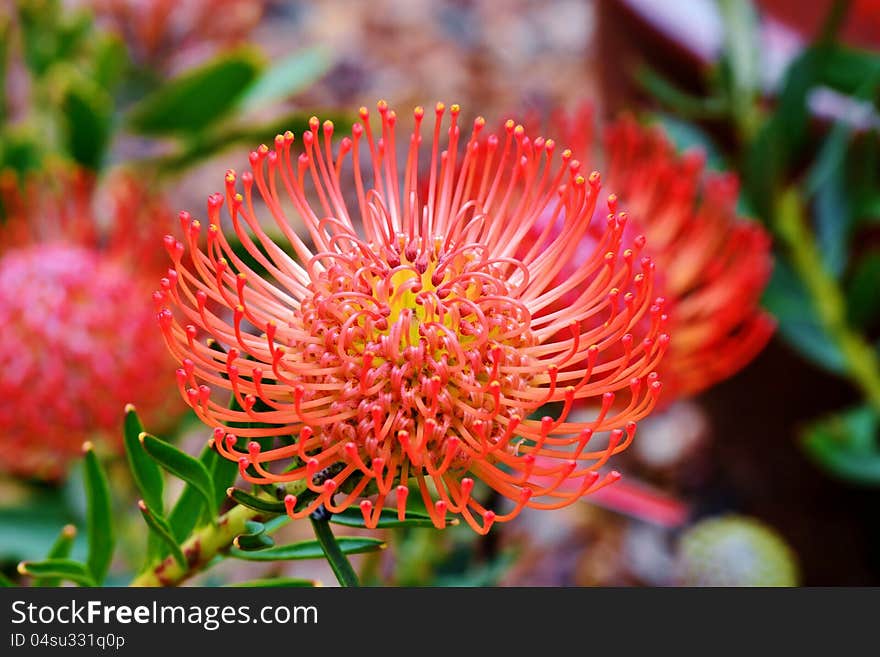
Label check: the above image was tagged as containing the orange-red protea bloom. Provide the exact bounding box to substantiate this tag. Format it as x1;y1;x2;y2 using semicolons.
156;102;670;533
0;167;181;479
552;108;774;401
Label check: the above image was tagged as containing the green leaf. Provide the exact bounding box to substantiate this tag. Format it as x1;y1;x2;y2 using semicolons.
123;405;164;515
227;488;286;514
168;483;204;543
239;47;331;111
718;0;760;134
330;507;437;529
649;114;726;170
0;572;13;587
136;501;187;569
167;443;217;542
817;46;880;104
745;49;819;217
233;520;275;551
151;111;348;175
762;261;847;373
60;76;113;170
636;66;727;119
140;433;218;524
82;443;114;584
812;161;852;279
802;406;880;484
847;252;880;328
229;537;386;561
230;577;319;587
127;50;263;135
18;559;96;587
35;525;78;587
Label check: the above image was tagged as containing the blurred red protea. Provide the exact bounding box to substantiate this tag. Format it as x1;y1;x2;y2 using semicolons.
0;166;181;479
156;101;670;533
550;107;774;401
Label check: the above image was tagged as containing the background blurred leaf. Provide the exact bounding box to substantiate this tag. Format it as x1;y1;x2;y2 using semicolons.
60;77;113;171
649;113;727;170
91;34;129;92
762;261;847;373
817;46;880;104
34;525;77;587
0;125;44;178
637;66;727;119
18;558;95;587
229;537;385;561
846;253;880;329
239;47;331;111
127;50;263;136
802;405;880;483
745;49;820;218
83;444;114;584
153;111;350;175
17;0;92;76
717;0;760;136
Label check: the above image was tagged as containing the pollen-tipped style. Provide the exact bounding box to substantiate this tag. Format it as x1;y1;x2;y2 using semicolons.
156;102;670;533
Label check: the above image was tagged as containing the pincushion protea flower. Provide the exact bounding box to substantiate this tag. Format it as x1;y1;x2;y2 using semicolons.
552;107;774;401
155;101;670;534
0;167;181;479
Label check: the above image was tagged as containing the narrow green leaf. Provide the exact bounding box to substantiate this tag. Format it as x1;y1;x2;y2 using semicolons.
233;521;275;551
82;443;114;584
847;253;880;328
230;577;319;587
123;405;164;514
802;406;880;484
817;46;880;104
229;537;385;561
140;433;218;523
762;262;846;373
128;50;263;135
239;47;331;111
167;444;215;542
61;79;113;170
649;114;726;170
227;488;286;514
35;524;78;587
18;559;96;587
0;572;13;587
136;501;187;569
636;66;727;119
330;507;437;529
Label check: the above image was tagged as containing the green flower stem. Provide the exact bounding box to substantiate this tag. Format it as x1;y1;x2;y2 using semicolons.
130;481;307;587
309;514;361;587
130;502;262;587
775;187;880;413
